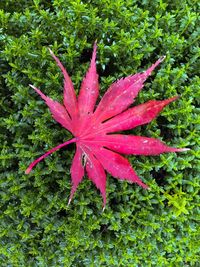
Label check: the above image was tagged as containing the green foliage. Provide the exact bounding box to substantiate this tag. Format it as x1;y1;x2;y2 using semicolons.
0;0;199;266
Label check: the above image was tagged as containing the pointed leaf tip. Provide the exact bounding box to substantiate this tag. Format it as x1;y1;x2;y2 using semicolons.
25;167;31;174
26;138;77;174
169;95;179;101
48;46;78;119
92;41;97;61
77;40;99;117
67;198;72;206
176;148;190;152
48;47;54;55
93;41;97;54
159;55;166;62
29;84;35;89
142;183;149;189
29;84;43;96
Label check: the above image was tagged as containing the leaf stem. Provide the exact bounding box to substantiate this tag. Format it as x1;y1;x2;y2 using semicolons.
25;138;77;174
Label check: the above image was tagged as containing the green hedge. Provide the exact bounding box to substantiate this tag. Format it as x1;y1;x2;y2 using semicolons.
0;0;199;266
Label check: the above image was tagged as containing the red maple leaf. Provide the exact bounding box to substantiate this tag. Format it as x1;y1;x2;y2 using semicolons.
26;42;188;207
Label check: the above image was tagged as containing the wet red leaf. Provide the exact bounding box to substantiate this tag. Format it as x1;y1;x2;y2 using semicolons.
26;42;189;207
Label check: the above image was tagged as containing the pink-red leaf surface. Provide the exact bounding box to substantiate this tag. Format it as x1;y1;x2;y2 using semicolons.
26;43;188;207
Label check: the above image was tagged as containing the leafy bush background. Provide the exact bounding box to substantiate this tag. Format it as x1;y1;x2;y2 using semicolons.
0;0;199;266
